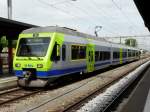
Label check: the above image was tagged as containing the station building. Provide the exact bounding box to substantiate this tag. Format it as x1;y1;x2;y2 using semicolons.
0;17;37;76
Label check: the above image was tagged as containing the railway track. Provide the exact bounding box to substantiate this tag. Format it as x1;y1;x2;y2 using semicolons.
0;87;41;105
0;58;149;112
62;74;129;112
27;66;137;112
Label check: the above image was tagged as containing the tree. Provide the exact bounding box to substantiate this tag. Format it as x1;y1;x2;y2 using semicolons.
0;36;8;48
125;38;137;47
0;36;8;52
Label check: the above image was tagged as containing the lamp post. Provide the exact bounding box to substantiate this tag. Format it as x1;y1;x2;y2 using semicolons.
94;26;102;37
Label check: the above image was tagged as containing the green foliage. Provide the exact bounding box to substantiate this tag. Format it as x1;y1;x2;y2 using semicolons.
125;38;137;47
0;36;17;48
0;36;8;47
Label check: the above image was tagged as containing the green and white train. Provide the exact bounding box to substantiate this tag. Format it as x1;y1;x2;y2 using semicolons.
13;26;140;87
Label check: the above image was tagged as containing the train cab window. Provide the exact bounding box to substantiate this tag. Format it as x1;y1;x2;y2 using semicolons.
51;42;60;61
62;45;66;61
17;37;50;57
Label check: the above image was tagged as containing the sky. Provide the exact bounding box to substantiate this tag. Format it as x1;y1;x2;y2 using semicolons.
0;0;150;50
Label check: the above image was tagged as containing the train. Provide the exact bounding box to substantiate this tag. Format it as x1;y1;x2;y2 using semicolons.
13;26;140;87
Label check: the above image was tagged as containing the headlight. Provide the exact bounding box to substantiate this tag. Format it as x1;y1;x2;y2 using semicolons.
15;63;21;67
37;64;43;68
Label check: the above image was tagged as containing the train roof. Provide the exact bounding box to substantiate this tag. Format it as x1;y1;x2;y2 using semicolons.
22;26;107;41
22;26;139;50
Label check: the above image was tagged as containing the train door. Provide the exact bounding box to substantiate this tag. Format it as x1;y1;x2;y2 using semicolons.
120;48;123;64
86;44;95;72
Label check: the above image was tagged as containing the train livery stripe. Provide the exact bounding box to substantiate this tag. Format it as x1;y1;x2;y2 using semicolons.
15;66;86;77
15;58;127;78
120;48;123;64
95;61;111;67
15;61;111;77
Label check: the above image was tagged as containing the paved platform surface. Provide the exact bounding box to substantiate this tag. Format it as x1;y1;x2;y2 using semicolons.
0;73;14;78
0;76;17;90
120;65;150;112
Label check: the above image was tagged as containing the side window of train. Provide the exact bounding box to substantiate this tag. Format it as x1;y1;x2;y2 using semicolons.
51;42;60;61
113;52;119;59
95;51;99;62
80;46;86;59
99;51;103;61
71;45;86;60
62;44;66;61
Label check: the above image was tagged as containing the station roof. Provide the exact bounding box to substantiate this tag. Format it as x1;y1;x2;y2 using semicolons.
134;0;150;31
0;17;37;39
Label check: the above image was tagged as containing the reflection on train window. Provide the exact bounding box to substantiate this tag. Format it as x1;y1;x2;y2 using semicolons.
95;51;110;61
51;42;60;61
113;52;120;59
80;46;86;59
71;45;86;60
123;52;127;58
95;51;99;61
17;37;50;57
62;44;66;61
136;51;139;56
128;50;132;57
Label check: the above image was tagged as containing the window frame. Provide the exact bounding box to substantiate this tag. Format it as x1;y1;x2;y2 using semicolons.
71;44;86;61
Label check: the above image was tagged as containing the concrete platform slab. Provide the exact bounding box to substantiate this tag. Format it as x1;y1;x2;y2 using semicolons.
0;76;17;91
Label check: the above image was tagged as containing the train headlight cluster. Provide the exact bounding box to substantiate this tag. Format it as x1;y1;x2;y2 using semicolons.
37;64;43;68
15;63;21;67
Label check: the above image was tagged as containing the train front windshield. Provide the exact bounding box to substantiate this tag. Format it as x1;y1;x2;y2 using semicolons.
16;37;50;57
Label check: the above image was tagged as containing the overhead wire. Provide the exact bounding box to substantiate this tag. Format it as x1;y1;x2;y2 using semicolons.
37;0;112;36
66;1;119;36
37;0;132;37
37;0;105;32
37;0;82;26
36;0;148;38
86;0;122;36
46;0;70;6
91;0;129;36
111;0;139;35
89;0;148;37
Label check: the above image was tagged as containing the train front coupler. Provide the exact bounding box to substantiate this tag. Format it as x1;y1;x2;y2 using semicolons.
18;70;48;87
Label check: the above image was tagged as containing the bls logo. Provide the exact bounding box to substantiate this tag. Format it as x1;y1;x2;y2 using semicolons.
25;64;33;68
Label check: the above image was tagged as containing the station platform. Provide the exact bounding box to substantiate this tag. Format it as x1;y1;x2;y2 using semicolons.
0;76;17;91
0;73;14;78
120;65;150;112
